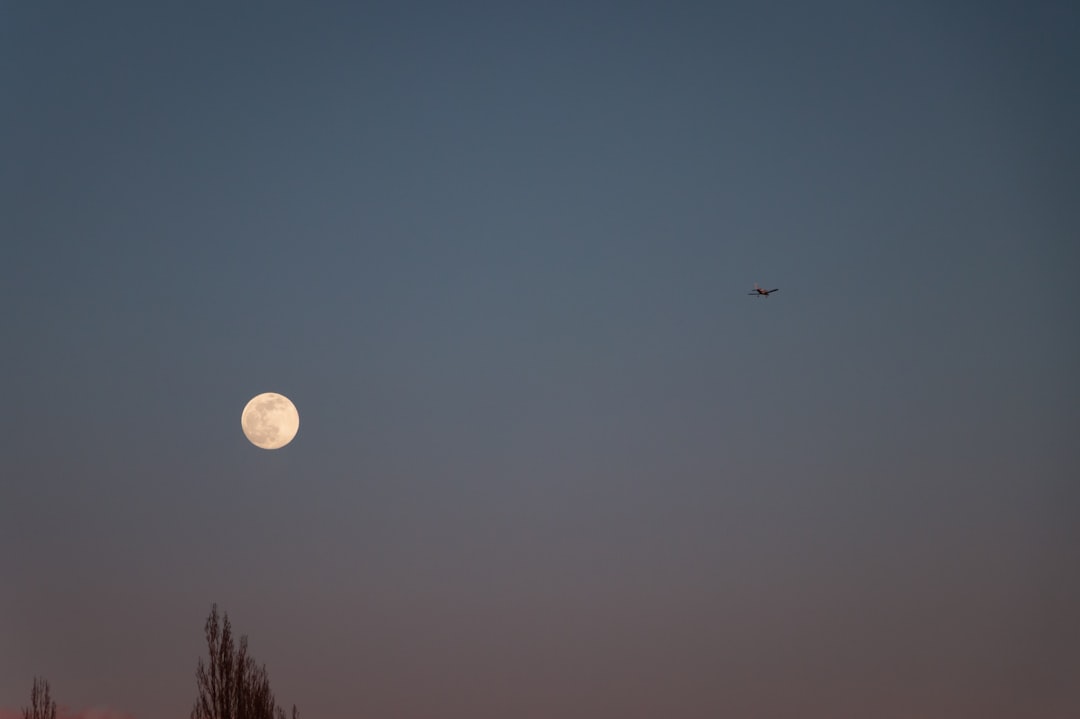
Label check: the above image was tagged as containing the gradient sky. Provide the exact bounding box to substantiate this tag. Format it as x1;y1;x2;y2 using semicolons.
3;2;1078;717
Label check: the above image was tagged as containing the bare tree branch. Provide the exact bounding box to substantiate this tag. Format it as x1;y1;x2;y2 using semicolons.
21;677;57;719
191;604;298;719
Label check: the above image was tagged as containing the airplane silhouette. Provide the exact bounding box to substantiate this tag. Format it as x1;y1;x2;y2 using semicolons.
748;283;779;297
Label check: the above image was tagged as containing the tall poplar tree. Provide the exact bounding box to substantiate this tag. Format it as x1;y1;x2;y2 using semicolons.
191;604;299;719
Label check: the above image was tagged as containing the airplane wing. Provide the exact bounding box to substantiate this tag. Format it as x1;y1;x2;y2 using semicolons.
768;289;779;293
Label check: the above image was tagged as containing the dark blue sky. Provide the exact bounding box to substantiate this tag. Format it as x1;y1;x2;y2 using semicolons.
3;2;1078;717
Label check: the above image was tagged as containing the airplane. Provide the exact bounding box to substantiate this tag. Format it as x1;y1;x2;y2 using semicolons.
748;282;779;297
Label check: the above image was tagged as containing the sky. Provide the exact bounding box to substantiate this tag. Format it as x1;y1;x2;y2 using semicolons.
2;1;1078;717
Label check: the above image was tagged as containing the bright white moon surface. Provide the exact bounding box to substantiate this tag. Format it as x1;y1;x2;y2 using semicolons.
241;392;299;450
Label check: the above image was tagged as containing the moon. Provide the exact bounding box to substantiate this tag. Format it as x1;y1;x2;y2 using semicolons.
241;392;299;450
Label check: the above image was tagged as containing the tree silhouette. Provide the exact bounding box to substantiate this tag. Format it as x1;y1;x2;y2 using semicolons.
21;677;57;719
191;604;299;719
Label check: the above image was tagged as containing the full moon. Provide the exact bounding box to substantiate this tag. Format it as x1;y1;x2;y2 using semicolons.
241;392;299;450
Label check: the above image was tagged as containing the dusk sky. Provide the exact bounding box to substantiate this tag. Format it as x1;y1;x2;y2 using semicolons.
3;2;1078;717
